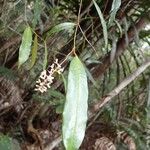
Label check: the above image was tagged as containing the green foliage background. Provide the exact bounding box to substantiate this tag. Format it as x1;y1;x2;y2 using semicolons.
0;0;149;149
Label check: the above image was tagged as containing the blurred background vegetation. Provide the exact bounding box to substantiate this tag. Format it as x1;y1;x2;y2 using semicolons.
0;0;150;149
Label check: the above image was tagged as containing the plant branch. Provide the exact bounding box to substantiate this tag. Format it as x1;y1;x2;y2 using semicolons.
89;59;150;117
44;136;62;150
73;0;83;52
78;25;98;57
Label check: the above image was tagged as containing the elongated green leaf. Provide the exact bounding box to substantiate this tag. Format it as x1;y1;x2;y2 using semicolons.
93;0;108;48
115;20;122;37
46;22;76;38
85;66;98;88
61;74;67;93
32;0;42;28
146;78;150;123
30;35;38;69
63;56;88;150
18;26;32;67
109;0;121;26
43;41;48;70
147;78;150;107
110;35;118;63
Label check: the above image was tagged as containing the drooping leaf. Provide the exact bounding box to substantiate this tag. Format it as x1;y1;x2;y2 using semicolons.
30;34;38;69
110;35;118;63
63;56;88;150
46;22;76;38
123;17;129;45
43;41;48;70
115;20;123;37
108;0;121;26
133;23;140;47
85;66;98;88
146;78;150;123
32;0;42;28
93;0;108;49
18;26;32;68
147;78;150;107
61;74;67;93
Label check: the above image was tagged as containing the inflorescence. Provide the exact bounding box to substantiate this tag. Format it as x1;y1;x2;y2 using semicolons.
35;59;64;93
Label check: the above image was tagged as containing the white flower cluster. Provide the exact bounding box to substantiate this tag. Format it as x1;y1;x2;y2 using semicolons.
35;59;64;93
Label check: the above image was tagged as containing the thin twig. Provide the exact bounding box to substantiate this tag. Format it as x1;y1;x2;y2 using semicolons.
78;25;98;57
44;136;62;150
73;0;83;54
80;1;93;18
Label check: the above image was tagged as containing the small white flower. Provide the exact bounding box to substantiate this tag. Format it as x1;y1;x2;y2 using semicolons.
55;59;58;64
51;63;55;68
46;82;51;88
35;58;64;93
57;68;64;74
47;76;54;82
36;80;40;83
40;70;47;79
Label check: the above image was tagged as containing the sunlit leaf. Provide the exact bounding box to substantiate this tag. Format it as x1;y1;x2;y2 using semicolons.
63;56;88;150
30;34;38;69
93;0;108;48
18;26;32;68
109;0;121;26
46;22;76;38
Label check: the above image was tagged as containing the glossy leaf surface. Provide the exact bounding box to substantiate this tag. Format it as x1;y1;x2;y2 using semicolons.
63;56;88;150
